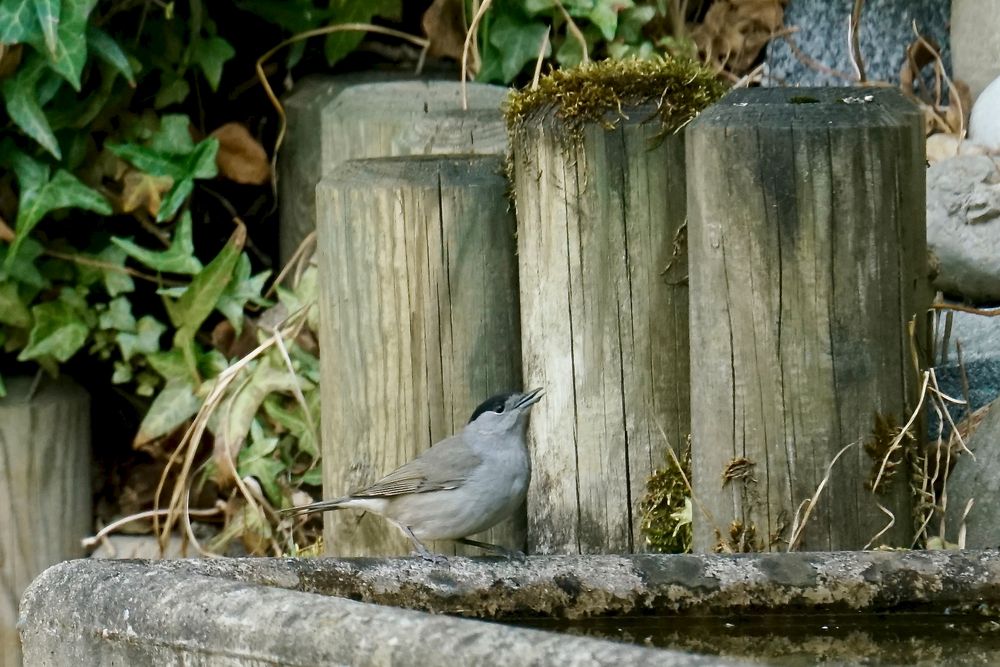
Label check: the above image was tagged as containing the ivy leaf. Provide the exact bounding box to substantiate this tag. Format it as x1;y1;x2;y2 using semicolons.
238;419;285;505
134;377;201;447
146;347;190;383
87;25;136;86
488;12;550;83
120;171;175;217
190;35;235;90
588;0;632;41
324;0;402;66
112;211;203;275
1;55;60;158
154;74;190;108
32;0;92;91
116;314;166;361
0;0;42;44
263;393;319;458
216;253;271;334
164;223;245;379
616;5;655;43
1;148;112;267
98;296;136;331
1;237;46;288
96;244;135;296
109;136;219;221
150;114;194;153
32;0;58;55
18;299;88;362
0;281;32;328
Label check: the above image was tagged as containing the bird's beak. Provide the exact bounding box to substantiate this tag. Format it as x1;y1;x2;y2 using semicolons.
515;387;545;410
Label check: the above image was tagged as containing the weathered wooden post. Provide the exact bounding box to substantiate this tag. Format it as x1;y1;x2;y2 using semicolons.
315;155;522;556
1;377;90;666
280;79;507;263
507;60;724;554
687;87;930;552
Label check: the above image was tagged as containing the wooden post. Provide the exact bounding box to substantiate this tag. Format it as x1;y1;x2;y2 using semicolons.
686;87;930;552
278;80;507;263
0;377;90;666
510;109;692;554
315;155;521;556
278;73;409;264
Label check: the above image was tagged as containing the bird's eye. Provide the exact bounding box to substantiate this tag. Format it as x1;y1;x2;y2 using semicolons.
494;405;505;414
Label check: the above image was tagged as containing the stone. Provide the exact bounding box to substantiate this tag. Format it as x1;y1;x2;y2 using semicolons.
926;155;1000;303
88;534;188;559
932;309;1000;425
969;75;1000;151
951;0;1000;102
765;0;950;87
19;559;753;667
943;395;1000;548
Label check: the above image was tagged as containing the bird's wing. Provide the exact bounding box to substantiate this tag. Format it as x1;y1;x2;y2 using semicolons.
352;434;482;498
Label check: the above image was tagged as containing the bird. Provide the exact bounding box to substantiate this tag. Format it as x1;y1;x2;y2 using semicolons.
283;387;544;560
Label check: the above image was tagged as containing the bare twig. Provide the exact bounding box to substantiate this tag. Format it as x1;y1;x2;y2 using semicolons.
461;0;494;110
848;0;866;82
531;26;551;90
787;440;858;551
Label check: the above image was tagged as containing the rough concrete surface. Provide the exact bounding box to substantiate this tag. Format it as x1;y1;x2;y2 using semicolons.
19;559;752;667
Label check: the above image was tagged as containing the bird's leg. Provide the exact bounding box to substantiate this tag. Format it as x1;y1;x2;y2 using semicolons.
457;537;526;561
399;524;448;564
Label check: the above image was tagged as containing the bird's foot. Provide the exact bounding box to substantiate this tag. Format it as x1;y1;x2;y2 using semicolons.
457;537;526;561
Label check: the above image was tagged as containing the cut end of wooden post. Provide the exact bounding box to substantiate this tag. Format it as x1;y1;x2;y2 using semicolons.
503;57;727;133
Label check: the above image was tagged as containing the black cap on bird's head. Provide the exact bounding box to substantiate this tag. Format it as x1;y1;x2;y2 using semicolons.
467;388;545;424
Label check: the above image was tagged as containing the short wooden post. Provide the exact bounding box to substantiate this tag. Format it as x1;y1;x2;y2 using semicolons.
508;62;723;554
1;377;90;666
277;80;507;263
686;87;930;552
315;155;521;556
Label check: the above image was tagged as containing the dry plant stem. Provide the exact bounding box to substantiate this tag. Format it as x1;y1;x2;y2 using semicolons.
929;369;972;457
255;23;430;168
781;35;853;81
461;0;494;110
531;26;551;90
552;0;589;64
862;502;895;550
910;20;965;139
266;231;316;299
81;504;224;548
870;370;930;492
786;440;858;551
957;498;974;548
153;306;312;551
270;328;319;450
931;302;1000;317
848;0;866;82
42;249;186;287
733;62;765;88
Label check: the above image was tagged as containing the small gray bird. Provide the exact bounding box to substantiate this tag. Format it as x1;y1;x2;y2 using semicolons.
284;388;544;559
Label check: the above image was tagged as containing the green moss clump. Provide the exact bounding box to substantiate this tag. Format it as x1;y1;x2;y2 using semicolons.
503;56;727;134
639;442;693;553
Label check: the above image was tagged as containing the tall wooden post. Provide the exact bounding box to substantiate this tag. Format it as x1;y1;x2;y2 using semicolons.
315;155;522;556
687;87;930;552
509;60;723;554
1;377;90;666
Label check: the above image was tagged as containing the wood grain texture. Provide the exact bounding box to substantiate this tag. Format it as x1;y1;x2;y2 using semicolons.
274;80;508;264
511;106;690;554
278;73;411;264
0;377;90;667
686;87;930;552
316;155;522;557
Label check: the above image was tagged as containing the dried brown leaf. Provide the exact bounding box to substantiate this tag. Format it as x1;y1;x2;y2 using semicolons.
0;215;14;243
422;0;466;60
691;0;786;74
211;122;270;185
121;170;174;216
0;43;23;78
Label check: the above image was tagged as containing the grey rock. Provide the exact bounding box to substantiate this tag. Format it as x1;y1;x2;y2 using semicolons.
932;310;1000;435
766;0;951;87
926;155;1000;303
943;395;1000;548
969;75;1000;151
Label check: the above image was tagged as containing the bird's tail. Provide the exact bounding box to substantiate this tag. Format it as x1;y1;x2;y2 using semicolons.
280;497;349;517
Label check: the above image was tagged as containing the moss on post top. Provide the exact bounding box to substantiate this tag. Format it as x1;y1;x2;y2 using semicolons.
504;57;727;133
